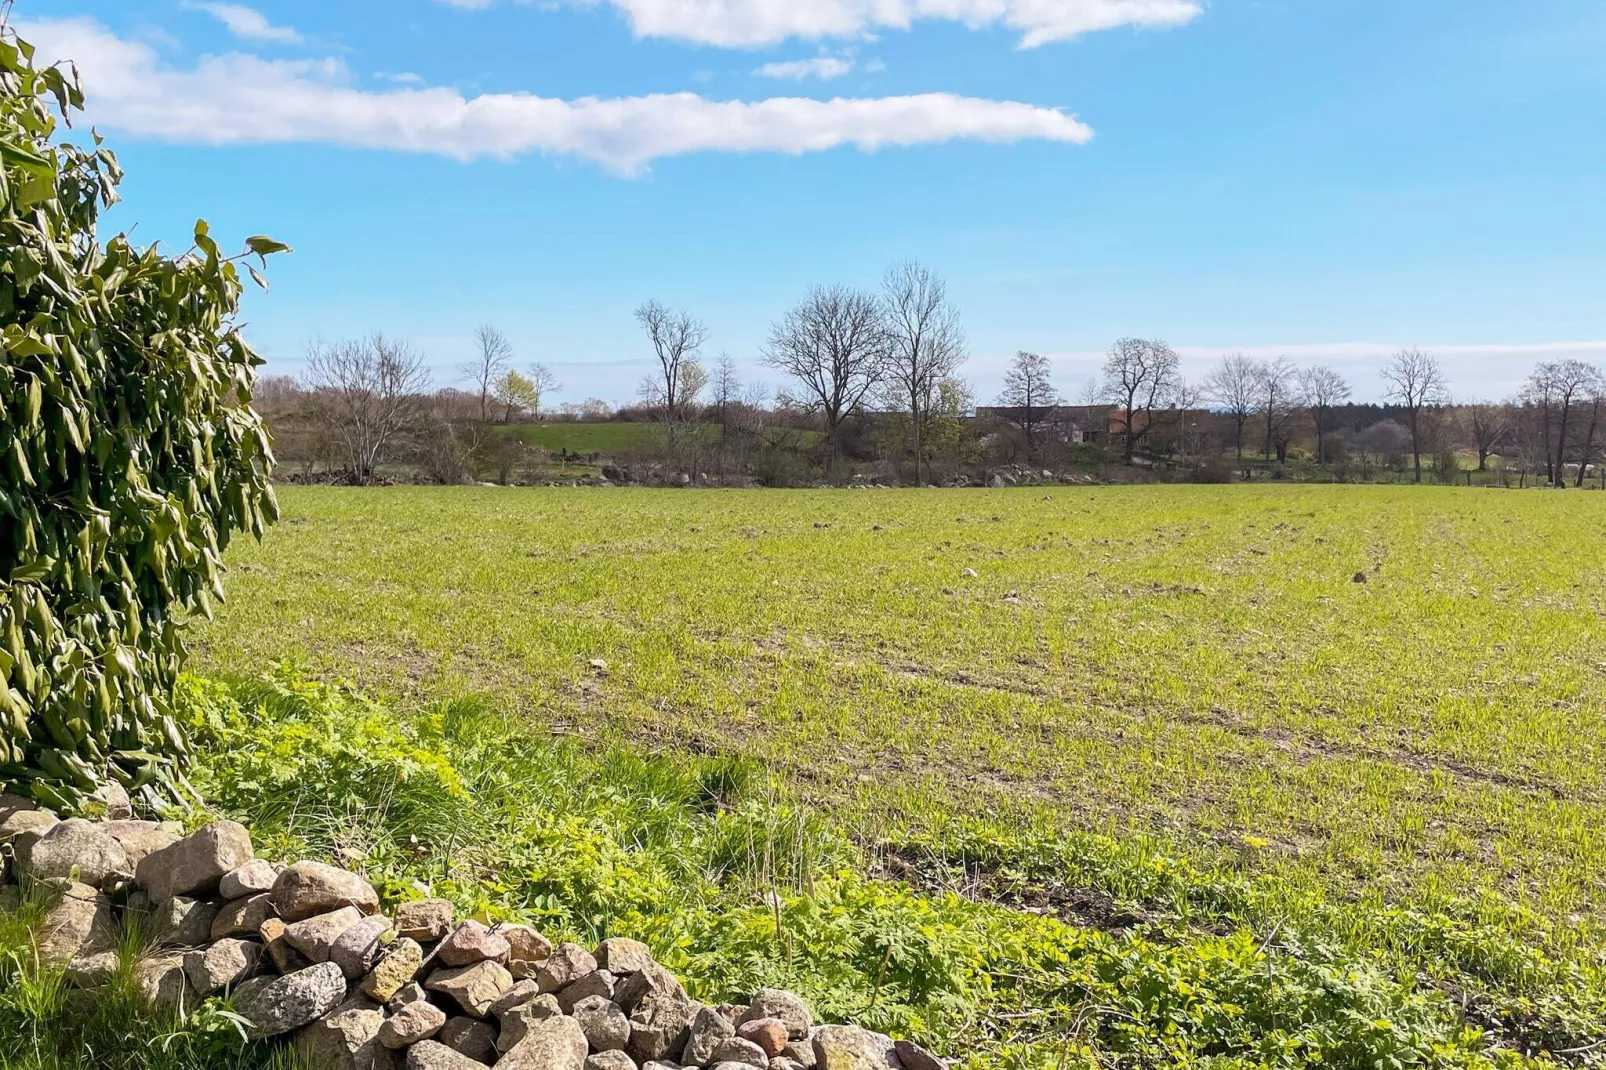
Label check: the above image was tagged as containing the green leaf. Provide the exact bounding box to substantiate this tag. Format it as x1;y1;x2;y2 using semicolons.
244;235;292;257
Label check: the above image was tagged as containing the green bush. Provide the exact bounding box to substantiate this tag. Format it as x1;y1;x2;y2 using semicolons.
0;35;284;809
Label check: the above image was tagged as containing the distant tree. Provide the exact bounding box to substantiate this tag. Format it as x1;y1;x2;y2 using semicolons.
1253;356;1298;463
711;352;741;421
1525;359;1601;487
528;363;561;419
636;299;709;449
494;369;538;423
305;335;431;483
1380;348;1449;482
881;260;966;485
1204;354;1258;461
1459;400;1512;471
463;325;513;424
1297;365;1350;465
1101;337;1180;464
997;351;1060;461
763;284;891;464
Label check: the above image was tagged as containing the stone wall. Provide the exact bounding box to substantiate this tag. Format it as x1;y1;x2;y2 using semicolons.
0;797;946;1070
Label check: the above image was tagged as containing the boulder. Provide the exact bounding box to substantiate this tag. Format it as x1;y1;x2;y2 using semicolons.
261;916;311;973
394;898;456;942
235;962;351;1037
0;807;58;853
36;880;116;966
388;981;428;1010
88;781;133;820
496;1014;588;1070
587;1053;638;1070
891;1042;943;1070
502;925;553;980
272;860;379;922
212;892;277;940
103;821;179;866
741;991;812;1040
153;895;219;948
558;969;615;1013
220;859;280;899
683;1005;736;1066
573;993;632;1052
407;1040;489;1070
379;1000;448;1049
536;942;597;993
135;820;253;901
285;906;364;962
294;1007;391;1070
489;979;540;1017
66;949;121;988
812;1027;899;1070
497;995;564;1052
426;959;514;1018
770;1060;806;1070
440;1016;498;1063
621;965;691;1063
184;937;263;994
331;913;394;978
738;1020;788;1058
361;937;425;1002
780;1040;816;1070
438;920;511;968
596;938;654;975
132;953;194;1008
22;819;130;886
707;1038;768;1068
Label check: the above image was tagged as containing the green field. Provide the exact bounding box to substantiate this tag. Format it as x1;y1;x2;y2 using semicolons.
188;484;1606;1067
501;420;721;454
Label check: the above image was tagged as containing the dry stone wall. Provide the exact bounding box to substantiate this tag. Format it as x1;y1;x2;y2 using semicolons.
0;798;946;1070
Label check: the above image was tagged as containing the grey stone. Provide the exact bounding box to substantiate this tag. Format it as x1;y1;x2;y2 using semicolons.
153;895;219;948
261;916;311;973
573;993;632;1052
620;964;692;1062
379;1000;448;1049
501;925;553;980
496;1014;588;1070
558;969;615;1013
294;1007;391;1070
387;982;428;1010
362;937;425;1002
235;961;350;1037
272;860;379;922
102;821;178;866
770;1060;806;1070
133;953;194;1008
440;1016;498;1063
407;1040;488;1070
212;892;277;940
220;859;280;899
891;1042;943;1070
331;913;394;978
587;1053;639;1070
741;991;812;1041
489;979;540;1017
393;898;455;942
184;937;262;994
36;880;116;966
707;1039;767;1069
811;1027;899;1070
682;1006;736;1066
426;959;514;1018
22;819;129;886
535;942;597;993
438;920;510;968
135;820;253;901
285;905;364;962
496;995;564;1052
779;1041;816;1070
88;781;133;820
66;950;121;988
595;938;653;975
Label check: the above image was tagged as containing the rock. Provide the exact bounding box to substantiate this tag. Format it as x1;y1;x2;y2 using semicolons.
497;995;564;1052
135;820;253;901
331;914;394;978
596;938;654;975
103;821;178;866
643;1063;680;1070
294;1007;390;1070
489;979;540;1017
536;942;598;994
88;781;133;820
273;860;379;922
621;964;692;1063
0;807;58;852
407;1040;489;1070
236;962;350;1037
558;969;616;1013
261;916;311;973
153;895;219;948
741;991;812;1040
380;1000;448;1049
708;1039;768;1068
496;1014;588;1070
37;880;116;966
713;1006;746;1027
362;937;424;1002
388;981;428;1010
891;1042;943;1070
212;892;277;940
184;937;263;994
221;859;280;899
573;993;632;1052
21;819;130;886
394;898;455;942
427;959;514;1018
587;1053;638;1070
1353;571;1367;583
133;953;193;1008
285;906;364;962
770;1060;806;1070
811;1027;899;1070
439;921;511;968
66;950;121;988
440;1016;498;1063
738;1020;788;1058
502;925;553;980
715;1063;762;1070
683;1006;737;1066
779;1041;816;1070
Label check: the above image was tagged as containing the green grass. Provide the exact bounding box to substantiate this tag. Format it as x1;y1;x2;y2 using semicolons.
175;483;1606;1064
500;421;720;454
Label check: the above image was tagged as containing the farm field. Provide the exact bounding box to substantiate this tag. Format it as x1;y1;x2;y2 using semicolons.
191;484;1606;1064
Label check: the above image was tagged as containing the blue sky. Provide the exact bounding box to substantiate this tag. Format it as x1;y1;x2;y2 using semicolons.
24;0;1606;406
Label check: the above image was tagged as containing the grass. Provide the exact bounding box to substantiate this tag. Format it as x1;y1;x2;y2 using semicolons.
77;482;1606;1066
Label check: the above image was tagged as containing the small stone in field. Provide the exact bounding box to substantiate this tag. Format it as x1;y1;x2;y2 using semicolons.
361;937;424;1002
272;861;379;922
1353;572;1367;583
136;820;253;901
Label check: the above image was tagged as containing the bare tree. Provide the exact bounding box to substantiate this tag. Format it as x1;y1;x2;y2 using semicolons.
1460;401;1511;472
305;335;432;484
1525;359;1602;487
462;325;513;424
1297;364;1350;465
1100;337;1180;464
997;351;1060;460
635;299;710;450
528;363;561;420
1252;357;1298;463
1204;354;1257;461
763;284;890;464
711;352;741;421
1380;348;1448;482
880;261;966;484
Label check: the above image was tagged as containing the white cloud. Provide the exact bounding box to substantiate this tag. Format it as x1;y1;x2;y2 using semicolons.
181;2;302;44
754;55;856;81
24;16;1093;175
377;71;427;84
436;0;1202;48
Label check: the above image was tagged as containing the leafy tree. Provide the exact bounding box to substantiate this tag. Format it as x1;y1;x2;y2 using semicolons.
0;35;285;808
495;368;539;423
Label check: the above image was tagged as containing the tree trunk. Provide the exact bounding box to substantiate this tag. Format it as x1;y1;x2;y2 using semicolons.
1409;410;1422;482
1554;401;1572;487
